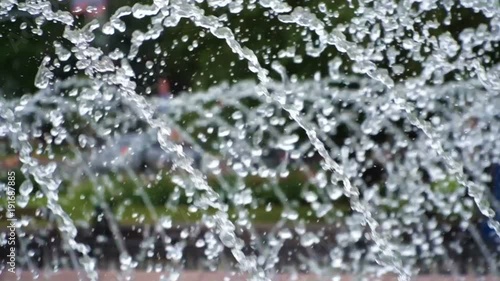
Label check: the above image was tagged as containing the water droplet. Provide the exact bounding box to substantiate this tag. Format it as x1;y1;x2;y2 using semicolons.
19;180;34;196
300;232;319;247
34;56;53;89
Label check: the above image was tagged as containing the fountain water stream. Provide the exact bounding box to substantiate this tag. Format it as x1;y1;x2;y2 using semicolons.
1;0;500;280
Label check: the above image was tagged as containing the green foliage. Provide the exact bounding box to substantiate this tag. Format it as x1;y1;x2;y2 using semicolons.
2;0;496;99
70;171;315;207
0;169;472;227
0;169;26;191
431;178;460;194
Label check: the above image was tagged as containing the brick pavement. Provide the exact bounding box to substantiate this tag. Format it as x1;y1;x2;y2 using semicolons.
0;270;498;281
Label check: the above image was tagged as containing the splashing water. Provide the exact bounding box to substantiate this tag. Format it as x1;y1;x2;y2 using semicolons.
1;0;500;281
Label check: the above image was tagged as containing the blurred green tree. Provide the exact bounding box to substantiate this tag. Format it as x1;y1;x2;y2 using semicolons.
0;0;497;99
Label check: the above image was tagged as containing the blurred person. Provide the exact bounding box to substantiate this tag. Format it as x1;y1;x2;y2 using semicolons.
71;0;107;18
156;78;181;143
71;0;108;51
466;116;500;249
481;162;500;248
158;77;172;99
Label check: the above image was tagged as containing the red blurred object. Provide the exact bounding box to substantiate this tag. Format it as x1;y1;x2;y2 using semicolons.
158;78;171;98
71;0;107;16
120;146;129;155
171;129;181;142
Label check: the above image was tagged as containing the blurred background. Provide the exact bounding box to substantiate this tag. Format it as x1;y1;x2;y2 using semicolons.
1;0;500;277
1;0;499;98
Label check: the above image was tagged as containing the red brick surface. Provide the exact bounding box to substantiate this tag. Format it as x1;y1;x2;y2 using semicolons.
0;270;498;281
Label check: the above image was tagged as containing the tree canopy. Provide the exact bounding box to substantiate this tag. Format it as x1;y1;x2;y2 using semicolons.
0;0;497;98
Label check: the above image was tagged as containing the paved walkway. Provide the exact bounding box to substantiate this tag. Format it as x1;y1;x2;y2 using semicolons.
1;270;498;281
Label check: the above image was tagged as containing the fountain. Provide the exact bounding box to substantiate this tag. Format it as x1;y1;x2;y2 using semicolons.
0;0;499;281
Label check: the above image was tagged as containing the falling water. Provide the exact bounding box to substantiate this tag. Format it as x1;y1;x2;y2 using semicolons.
1;0;500;281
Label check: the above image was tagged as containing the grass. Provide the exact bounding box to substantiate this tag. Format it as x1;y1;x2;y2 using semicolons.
117;204;319;225
0;168;467;229
0;191;322;229
0;166;337;229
